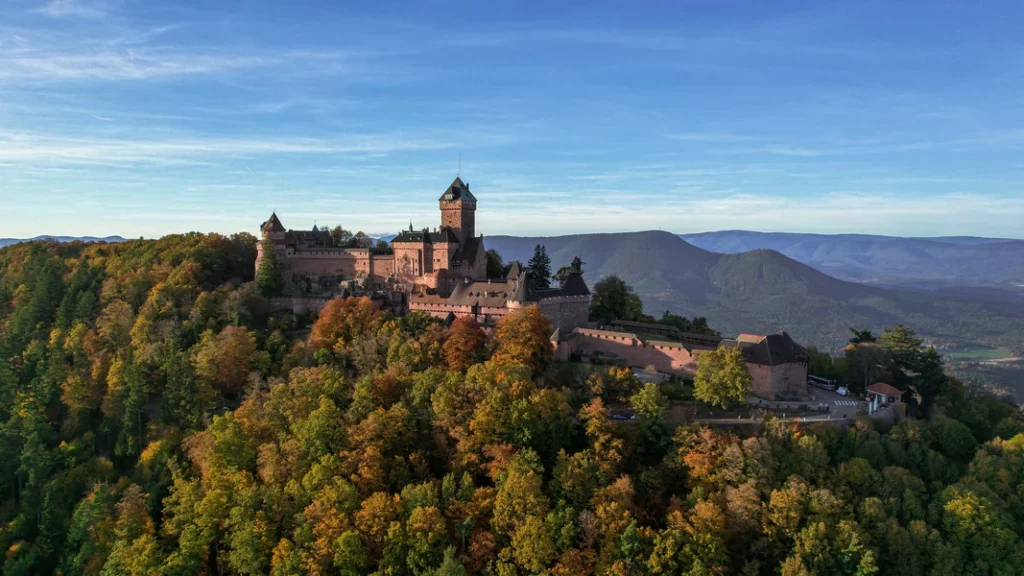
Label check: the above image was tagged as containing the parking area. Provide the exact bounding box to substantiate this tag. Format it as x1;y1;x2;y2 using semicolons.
747;387;867;419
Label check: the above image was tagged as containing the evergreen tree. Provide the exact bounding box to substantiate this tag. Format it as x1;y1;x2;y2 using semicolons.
527;244;552;289
485;249;505;279
256;239;283;297
589;275;644;321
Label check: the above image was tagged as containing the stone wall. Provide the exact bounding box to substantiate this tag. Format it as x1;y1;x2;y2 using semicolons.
409;300;512;328
567;329;705;376
769;361;809;399
560;328;809;399
534;295;590;334
369;254;395;278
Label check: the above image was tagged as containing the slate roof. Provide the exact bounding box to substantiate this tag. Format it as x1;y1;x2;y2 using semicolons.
392;227;460;244
507;261;524;280
438;177;477;202
725;331;809;366
421;259;591;309
460;237;483;265
446;279;515;307
261;213;286;233
560;272;591;297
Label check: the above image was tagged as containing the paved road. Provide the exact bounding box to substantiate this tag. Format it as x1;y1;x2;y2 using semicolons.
746;388;866;420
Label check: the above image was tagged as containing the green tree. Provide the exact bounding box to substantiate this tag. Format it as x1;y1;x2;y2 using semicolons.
849;328;877;344
256;239;283;297
527;244;552;289
658;310;719;336
485;249;505;279
589;275;644;321
511;515;556;573
694;347;752;408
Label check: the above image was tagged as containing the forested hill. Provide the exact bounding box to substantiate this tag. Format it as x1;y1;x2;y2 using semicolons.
680;230;1024;288
1;234;1024;575
487;231;1024;353
0;235;127;248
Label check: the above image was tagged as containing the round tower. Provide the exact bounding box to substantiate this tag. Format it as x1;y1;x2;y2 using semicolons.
256;212;287;273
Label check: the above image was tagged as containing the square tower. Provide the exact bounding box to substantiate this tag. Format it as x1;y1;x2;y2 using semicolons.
438;177;476;245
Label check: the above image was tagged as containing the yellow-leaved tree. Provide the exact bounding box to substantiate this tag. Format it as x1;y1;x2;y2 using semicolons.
491;306;552;376
694;346;752;408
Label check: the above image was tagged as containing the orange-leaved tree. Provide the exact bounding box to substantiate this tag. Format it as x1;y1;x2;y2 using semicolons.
443;316;487;372
194;325;257;394
310;297;383;353
491;306;552;376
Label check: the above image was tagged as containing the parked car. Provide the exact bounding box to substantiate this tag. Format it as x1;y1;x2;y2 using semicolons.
836;386;849;396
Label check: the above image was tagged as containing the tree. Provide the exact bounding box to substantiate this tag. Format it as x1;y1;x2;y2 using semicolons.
657;310;720;336
844;343;889;394
849;328;877;344
257;239;284;297
310;297;382;353
491;306;553;376
693;347;752;408
512;515;556;573
527;244;552;289
589;275;644;322
553;266;573;287
194;325;257;394
443;316;487;372
485;249;505;279
879;325;946;414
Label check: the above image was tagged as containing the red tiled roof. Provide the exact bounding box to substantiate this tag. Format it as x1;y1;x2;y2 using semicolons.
868;382;902;397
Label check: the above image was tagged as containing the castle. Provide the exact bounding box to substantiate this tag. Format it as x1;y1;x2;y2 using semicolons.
257;177;811;400
255;177;592;333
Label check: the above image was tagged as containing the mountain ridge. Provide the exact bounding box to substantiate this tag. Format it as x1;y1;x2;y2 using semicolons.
486;231;1024;354
0;235;127;248
679;230;1024;288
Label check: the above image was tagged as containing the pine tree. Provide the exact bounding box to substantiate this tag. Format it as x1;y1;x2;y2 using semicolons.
256;239;283;297
527;244;552;289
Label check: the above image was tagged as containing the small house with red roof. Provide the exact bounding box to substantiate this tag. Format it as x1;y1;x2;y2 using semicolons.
867;382;904;417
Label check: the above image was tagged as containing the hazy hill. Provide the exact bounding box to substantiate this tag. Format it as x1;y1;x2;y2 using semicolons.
680;230;1024;288
487;231;1024;353
0;235;126;248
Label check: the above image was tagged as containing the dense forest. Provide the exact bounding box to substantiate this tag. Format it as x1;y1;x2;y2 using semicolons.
1;235;1023;576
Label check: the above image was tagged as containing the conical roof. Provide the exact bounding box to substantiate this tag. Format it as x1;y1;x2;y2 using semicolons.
506;261;523;280
262;212;286;233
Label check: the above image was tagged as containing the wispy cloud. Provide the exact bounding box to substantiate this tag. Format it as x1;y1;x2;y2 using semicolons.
0;130;461;165
36;0;107;20
0;50;335;83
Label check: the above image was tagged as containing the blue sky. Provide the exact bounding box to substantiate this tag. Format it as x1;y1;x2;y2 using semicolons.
2;0;1023;239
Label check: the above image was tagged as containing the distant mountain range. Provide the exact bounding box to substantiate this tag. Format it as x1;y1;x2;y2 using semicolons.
0;235;126;248
486;231;1024;354
679;230;1024;289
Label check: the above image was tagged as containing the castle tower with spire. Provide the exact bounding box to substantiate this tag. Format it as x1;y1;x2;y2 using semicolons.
438;177;476;245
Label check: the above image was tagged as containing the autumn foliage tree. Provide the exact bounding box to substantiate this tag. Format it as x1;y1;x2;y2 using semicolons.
2;235;1024;576
694;346;753;408
491;306;553;376
310;296;383;353
194;325;257;394
443;316;487;372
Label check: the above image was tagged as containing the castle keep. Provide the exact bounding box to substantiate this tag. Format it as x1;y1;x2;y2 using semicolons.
255;177;592;333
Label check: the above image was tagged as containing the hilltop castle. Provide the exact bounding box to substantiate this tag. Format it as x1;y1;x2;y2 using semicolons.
255;177;591;333
255;177;811;400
